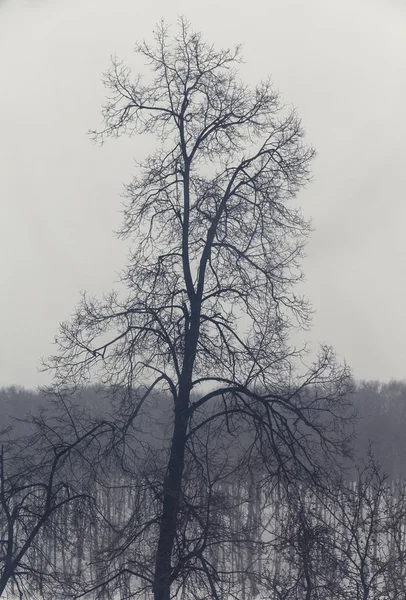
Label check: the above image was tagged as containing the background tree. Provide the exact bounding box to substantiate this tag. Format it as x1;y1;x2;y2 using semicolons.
325;454;406;600
272;453;406;600
0;395;112;599
45;18;353;600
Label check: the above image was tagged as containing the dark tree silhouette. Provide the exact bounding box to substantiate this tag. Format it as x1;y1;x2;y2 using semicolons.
44;18;353;600
0;396;112;598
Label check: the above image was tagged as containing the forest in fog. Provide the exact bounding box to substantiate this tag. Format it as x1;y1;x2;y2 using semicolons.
1;381;406;600
1;380;406;480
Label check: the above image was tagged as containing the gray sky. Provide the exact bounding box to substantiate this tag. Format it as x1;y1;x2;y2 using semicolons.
1;0;406;388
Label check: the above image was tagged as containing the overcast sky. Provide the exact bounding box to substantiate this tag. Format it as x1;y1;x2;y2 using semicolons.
1;0;405;388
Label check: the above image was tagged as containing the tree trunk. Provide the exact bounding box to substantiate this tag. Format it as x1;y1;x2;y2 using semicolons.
153;387;190;600
153;302;201;600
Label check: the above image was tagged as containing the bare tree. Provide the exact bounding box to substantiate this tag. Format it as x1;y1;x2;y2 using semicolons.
44;18;353;600
0;398;112;599
324;454;406;600
268;452;406;600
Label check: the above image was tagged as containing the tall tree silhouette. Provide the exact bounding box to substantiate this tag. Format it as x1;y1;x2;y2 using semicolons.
45;18;353;600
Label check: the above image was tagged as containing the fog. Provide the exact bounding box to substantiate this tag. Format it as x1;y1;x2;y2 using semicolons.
1;0;406;387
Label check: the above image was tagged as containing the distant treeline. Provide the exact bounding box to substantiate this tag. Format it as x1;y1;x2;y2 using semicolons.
1;379;405;479
351;380;406;479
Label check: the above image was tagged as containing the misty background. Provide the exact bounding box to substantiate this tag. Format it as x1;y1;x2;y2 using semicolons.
1;0;406;388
